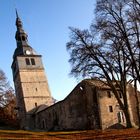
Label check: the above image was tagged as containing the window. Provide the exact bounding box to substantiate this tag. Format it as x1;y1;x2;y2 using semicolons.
25;58;36;65
117;112;125;123
42;119;46;129
35;102;37;107
35;88;38;92
25;58;30;65
31;58;35;65
109;106;113;112
107;91;111;98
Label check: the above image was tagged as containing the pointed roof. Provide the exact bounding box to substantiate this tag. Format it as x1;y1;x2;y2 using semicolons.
13;10;38;59
15;9;19;18
15;9;23;30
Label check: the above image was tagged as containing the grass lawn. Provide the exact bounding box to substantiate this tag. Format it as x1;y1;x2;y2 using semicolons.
0;129;140;139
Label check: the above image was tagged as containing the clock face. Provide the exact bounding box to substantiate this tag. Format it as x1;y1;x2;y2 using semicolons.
25;50;31;55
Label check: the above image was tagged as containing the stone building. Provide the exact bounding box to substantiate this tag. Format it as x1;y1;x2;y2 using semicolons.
31;79;139;130
11;11;53;129
11;12;139;130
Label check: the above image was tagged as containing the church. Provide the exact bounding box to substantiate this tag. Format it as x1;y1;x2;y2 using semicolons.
11;12;140;130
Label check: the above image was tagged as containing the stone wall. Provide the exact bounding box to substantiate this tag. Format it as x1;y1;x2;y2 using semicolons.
14;56;53;129
35;81;100;131
98;88;126;129
33;80;140;130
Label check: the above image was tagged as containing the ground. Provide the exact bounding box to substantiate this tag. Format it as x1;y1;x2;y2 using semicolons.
0;129;140;139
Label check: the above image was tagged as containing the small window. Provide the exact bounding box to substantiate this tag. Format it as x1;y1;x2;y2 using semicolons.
117;112;125;123
35;102;37;107
35;88;38;91
31;58;35;65
109;106;113;112
25;58;30;65
42;120;46;129
107;91;111;98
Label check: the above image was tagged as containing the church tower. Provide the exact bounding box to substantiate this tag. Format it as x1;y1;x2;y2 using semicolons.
11;11;52;129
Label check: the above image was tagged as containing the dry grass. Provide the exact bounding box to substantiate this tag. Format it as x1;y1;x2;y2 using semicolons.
0;129;140;140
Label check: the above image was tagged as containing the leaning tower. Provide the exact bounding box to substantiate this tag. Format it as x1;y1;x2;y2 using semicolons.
11;11;52;129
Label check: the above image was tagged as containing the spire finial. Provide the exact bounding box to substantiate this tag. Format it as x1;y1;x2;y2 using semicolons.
15;9;23;29
15;8;19;18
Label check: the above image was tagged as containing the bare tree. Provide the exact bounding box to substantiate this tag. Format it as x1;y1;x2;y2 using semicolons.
94;0;140;127
67;0;140;128
0;69;14;107
67;27;132;128
0;69;17;126
94;0;140;82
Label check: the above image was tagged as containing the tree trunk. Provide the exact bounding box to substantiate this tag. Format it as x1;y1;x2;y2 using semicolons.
123;108;132;128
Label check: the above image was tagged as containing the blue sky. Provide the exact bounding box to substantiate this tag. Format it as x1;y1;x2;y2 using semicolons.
0;0;95;100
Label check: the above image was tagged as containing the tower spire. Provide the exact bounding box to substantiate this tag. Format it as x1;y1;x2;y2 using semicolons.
15;9;23;29
15;8;19;18
11;10;52;130
13;11;37;59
